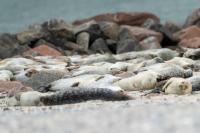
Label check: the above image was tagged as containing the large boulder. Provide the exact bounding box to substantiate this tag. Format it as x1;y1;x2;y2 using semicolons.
184;8;200;27
0;33;29;58
73;12;160;26
119;25;163;42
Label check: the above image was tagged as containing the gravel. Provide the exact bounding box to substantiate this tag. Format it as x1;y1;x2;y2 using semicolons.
0;92;200;133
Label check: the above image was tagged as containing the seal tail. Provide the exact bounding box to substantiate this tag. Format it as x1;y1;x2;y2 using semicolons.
40;87;132;105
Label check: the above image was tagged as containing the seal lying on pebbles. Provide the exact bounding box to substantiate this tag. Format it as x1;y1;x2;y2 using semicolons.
15;69;66;91
166;57;195;69
113;70;158;91
183;48;200;60
8;87;131;106
162;77;192;95
136;63;193;81
46;74;121;91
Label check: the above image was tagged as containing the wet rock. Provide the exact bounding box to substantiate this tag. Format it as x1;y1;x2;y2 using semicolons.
98;21;119;40
17;69;66;91
116;38;142;54
179;37;200;48
140;36;161;50
76;32;90;51
184;8;200;27
162;77;192;95
23;44;63;56
119;25;163;42
0;34;29;58
73;12;160;26
0;81;33;97
174;26;200;41
90;38;111;54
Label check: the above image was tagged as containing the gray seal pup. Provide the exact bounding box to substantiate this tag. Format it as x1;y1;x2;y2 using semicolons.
162;77;192;95
113;70;158;91
166;57;195;69
8;87;132;106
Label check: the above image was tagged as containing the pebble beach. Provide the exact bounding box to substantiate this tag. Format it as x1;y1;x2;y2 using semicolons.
1;2;200;132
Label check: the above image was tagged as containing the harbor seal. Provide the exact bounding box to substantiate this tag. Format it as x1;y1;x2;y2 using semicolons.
113;70;158;91
8;87;132;106
162;77;192;95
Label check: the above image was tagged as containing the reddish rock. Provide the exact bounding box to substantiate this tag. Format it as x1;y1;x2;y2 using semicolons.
179;37;200;48
184;8;200;27
24;44;62;56
174;26;200;41
120;25;163;42
73;12;160;26
0;81;33;97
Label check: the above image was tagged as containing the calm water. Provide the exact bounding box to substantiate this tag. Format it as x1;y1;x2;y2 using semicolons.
0;0;200;33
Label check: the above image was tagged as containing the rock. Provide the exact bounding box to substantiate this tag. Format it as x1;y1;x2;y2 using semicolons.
184;8;200;27
17;69;66;91
74;21;105;43
90;38;111;54
0;33;29;58
174;26;200;41
24;44;63;56
73;12;159;26
187;76;200;91
140;36;161;50
164;21;181;34
98;21;120;40
0;81;33;97
119;25;163;42
76;32;90;51
143;19;178;47
162;77;192;95
41;19;75;48
179;37;200;48
116;39;142;54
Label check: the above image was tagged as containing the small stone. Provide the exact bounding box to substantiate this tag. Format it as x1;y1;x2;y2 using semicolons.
90;38;111;54
140;36;161;50
24;44;63;56
0;70;13;81
76;32;90;51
